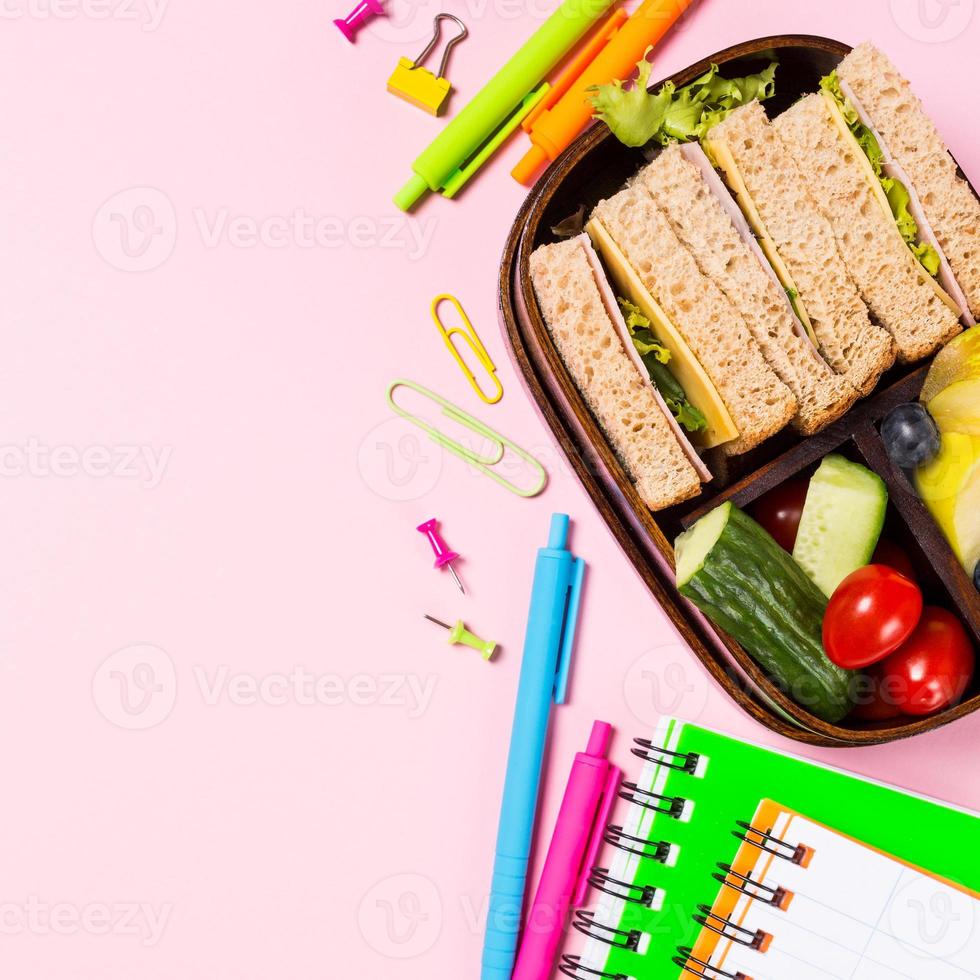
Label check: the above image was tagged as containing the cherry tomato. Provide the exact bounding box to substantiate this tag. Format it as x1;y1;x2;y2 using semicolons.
849;669;906;722
875;607;975;716
749;477;809;552
870;539;917;582
822;565;923;669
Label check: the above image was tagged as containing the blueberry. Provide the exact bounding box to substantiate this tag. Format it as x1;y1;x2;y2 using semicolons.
881;403;940;469
974;561;980;592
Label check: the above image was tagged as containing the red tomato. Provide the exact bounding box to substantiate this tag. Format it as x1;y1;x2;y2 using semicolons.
871;539;917;582
875;607;975;716
849;669;906;722
749;478;809;552
822;565;923;669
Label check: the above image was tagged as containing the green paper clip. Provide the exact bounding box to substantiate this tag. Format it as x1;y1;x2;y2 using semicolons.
386;379;547;497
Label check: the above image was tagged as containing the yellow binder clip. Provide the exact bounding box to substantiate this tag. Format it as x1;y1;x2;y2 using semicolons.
387;15;468;116
432;293;503;405
386;380;546;497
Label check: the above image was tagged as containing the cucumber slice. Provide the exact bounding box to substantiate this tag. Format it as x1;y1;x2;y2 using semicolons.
792;454;888;597
676;501;731;586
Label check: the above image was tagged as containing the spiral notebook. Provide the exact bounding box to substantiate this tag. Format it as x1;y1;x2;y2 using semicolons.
684;799;980;979
561;717;980;980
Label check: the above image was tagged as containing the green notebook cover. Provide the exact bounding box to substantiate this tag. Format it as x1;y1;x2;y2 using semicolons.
570;717;980;979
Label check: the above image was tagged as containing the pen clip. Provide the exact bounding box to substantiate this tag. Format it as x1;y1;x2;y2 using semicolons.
521;7;629;132
440;83;550;200
553;556;585;705
574;762;622;907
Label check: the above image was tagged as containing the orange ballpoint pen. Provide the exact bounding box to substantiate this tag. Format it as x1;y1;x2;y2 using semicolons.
511;0;693;185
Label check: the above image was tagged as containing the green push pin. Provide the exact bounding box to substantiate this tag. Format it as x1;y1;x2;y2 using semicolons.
424;614;497;661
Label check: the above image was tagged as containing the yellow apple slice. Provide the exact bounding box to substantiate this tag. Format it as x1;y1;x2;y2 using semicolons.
928;378;980;435
915;432;980;573
920;327;980;404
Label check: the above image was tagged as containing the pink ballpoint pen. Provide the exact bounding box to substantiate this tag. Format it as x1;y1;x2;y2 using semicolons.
512;720;621;980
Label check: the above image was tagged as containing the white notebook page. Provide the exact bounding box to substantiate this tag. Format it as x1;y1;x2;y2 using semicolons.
700;801;980;980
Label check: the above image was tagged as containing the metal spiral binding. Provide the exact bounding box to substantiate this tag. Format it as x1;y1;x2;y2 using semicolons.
558;954;628;979
673;947;750;979
572;910;641;951
674;820;810;976
692;904;771;949
604;825;672;862
587;868;657;907
619;781;687;818
565;735;701;973
712;861;789;906
631;738;700;773
733;820;811;864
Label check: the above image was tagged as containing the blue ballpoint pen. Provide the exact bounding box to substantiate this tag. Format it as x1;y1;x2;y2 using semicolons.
481;513;586;980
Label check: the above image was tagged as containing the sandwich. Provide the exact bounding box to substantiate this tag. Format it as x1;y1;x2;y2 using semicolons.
836;42;979;320
704;100;897;396
589;184;797;455
529;234;711;510
636;142;861;434
775;91;963;362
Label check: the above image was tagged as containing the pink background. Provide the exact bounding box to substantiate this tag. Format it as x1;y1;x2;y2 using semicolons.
1;0;978;976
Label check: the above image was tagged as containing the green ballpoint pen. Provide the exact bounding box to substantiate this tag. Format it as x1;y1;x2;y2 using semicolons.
394;0;616;211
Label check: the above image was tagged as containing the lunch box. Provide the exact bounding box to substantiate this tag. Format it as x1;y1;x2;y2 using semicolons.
499;35;980;747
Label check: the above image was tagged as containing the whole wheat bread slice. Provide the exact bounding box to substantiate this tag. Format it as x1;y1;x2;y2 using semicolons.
838;42;980;315
707;101;895;394
638;144;859;434
529;237;703;510
591;185;796;454
776;94;960;362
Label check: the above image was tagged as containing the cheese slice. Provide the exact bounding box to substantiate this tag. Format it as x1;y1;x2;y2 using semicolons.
702;137;819;348
585;217;739;449
820;89;961;317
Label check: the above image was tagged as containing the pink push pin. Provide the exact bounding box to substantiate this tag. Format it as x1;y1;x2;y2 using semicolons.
333;0;384;43
417;518;465;594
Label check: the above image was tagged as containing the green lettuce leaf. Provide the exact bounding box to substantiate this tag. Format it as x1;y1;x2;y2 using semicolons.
669;397;709;434
589;52;777;149
618;297;670;362
881;178;942;274
615;297;708;433
820;71;939;278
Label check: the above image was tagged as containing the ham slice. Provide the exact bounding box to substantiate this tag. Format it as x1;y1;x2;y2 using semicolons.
838;78;974;326
577;234;713;483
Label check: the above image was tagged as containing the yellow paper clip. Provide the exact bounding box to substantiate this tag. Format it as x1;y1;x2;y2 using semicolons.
387;15;468;116
386;379;546;497
432;294;503;405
